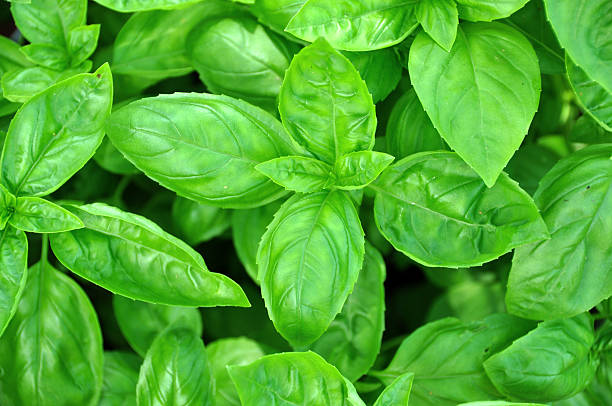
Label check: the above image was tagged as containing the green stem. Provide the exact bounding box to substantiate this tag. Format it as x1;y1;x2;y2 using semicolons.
40;234;49;265
112;175;132;206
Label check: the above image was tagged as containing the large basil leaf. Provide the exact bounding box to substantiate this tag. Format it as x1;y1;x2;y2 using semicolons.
416;0;458;51
343;49;402;103
188;16;295;112
136;328;213;406
286;0;419;51
0;64;112;197
228;351;357;405
373;372;414;406
93;0;203;12
373;314;535;405
231;201;281;283
506;144;612;320
484;313;598;402
544;0;612;94
113;294;203;357
409;22;540;186
50;203;249;307
9;197;84;233
456;0;529;22
112;1;242;80
207;337;265;406
256;156;334;193
0;261;103;406
372;152;549;268
385;88;447;160
171;196;231;245
566;55;612;132
0;226;27;336
257;191;364;347
309;242;386;382
108;93;300;208
279;38;376;164
99;351;141;406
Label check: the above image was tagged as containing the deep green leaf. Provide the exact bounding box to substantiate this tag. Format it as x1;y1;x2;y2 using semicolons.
504;143;560;196
172;196;231;245
0;226;27;337
9;196;84;232
99;351;141;406
334;151;394;190
568;116;612;146
256;156;334;193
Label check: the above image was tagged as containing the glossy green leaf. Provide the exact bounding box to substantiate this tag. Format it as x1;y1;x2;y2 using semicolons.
385;88;447;160
343;49;402;103
334;151;394;190
309;242;386;382
112;1;242;80
372;152;549;268
94;137;139;175
456;0;529;22
0;226;27;336
207;337;265;406
0;184;15;229
10;0;86;46
373;372;414;406
506;144;612;320
172;196;231;245
544;0;612;94
113;294;203;357
136;328;213;406
0;261;103;406
279;38;376;164
50;203;250;307
108;93;301;208
9;196;84;233
20;43;69;70
416;0;458;51
257;191;364;347
484;313;598;402
228;351;357;405
256;156;334;193
0;64;112;197
188;16;295;112
566;55;612;132
568;116;612;145
286;0;420;51
99;351;141;406
93;0;203;12
373;314;535;405
409;22;540;186
68;24;100;66
231;201;281;283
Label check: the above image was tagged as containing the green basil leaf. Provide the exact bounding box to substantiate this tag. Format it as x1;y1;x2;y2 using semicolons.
93;0;203;12
0;184;15;229
0;64;112;196
68;24;100;67
188;16;295;112
255;156;334;193
569;116;612;146
345;377;367;406
99;351;141;406
309;242;386;381
343;49;402;103
504;144;560;196
9;196;84;233
228;351;357;405
207;337;265;406
504;0;564;75
0;226;27;336
428;280;506;323
279;38;376;164
373;314;536;405
93;137;139;175
257;191;364;347
373;372;414;406
385;88;447;160
172;196;231;245
20;43;69;70
416;0;458;51
372;151;549;268
506;144;612;320
456;0;529;22
544;0;612;94
409;22;540;186
231;201;281;283
108;93;300;208
0;261;103;406
566;55;612;132
10;0;86;46
286;0;419;51
0;35;31;76
49;203;250;307
1;61;92;103
112;1;242;80
484;313;598;402
136;328;213;406
334;151;394;190
113;294;203;357
249;0;306;41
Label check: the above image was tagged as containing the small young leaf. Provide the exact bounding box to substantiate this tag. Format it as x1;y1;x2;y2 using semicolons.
416;0;458;51
68;24;101;67
334;151;394;190
255;156;334;193
0;226;27;337
9;197;84;233
373;372;414;406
